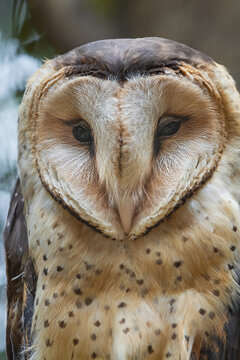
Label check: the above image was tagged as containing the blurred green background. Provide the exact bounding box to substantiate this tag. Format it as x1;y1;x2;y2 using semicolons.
1;0;240;358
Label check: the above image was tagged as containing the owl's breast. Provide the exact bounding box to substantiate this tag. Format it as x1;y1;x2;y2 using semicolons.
28;180;239;360
31;241;232;360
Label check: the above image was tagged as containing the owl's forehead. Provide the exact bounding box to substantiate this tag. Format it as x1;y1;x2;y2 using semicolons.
43;74;208;125
38;37;217;135
52;37;213;82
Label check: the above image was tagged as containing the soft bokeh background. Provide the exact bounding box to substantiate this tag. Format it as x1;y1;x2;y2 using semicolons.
1;0;240;358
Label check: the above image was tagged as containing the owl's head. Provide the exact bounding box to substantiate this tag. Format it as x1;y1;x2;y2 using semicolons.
19;38;237;240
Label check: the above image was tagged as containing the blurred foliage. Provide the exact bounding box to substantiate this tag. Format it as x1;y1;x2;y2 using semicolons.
0;352;6;360
11;0;55;59
0;166;18;193
87;0;122;18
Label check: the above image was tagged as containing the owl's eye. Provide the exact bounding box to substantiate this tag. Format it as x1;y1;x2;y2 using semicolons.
72;124;93;143
158;120;181;137
154;115;188;155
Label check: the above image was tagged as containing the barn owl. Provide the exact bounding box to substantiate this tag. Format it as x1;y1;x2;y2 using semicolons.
4;37;240;360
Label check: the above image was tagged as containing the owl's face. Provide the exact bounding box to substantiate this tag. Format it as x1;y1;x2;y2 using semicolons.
33;69;224;240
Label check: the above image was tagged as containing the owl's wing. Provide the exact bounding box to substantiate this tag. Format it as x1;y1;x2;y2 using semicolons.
4;178;36;360
198;269;240;360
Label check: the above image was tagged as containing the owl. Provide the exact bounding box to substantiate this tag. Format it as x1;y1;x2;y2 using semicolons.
4;37;240;360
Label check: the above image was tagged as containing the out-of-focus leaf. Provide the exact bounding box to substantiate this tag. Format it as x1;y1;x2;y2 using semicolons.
11;0;29;39
11;0;55;60
86;0;122;18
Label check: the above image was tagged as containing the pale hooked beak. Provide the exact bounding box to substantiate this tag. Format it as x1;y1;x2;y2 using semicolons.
116;195;136;234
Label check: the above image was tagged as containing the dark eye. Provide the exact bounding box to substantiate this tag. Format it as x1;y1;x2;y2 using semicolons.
72;125;93;143
158;120;181;137
153;115;188;156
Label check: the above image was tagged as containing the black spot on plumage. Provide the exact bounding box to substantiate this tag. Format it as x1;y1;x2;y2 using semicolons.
85;297;93;305
230;245;236;251
85;262;93;270
199;308;206;315
213;289;220;296
209;311;215;319
44;320;50;327
118;302;127;308
59;320;66;328
73;338;79;345
91;333;97;340
74;288;83;295
173;261;182;268
46;339;51;347
148;345;154;354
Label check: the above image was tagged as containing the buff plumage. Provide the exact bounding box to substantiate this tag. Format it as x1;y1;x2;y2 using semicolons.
4;37;240;360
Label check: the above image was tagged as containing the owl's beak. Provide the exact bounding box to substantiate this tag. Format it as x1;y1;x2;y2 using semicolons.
116;196;135;234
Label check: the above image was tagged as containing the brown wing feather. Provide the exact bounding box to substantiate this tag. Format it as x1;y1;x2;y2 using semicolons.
192;269;240;360
3;178;36;360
